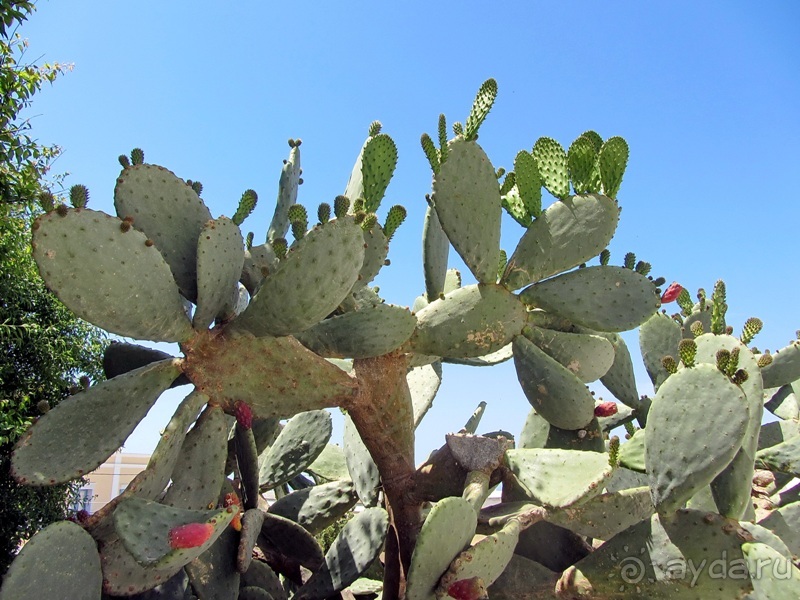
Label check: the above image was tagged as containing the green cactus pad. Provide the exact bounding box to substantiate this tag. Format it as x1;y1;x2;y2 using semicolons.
422;206;450;301
344;414;380;507
618;428;646;473
183;331;358;419
232;218;365;336
639;311;682;390
487;554;560;600
307;443;350;482
512;335;596;430
125;390;209;500
241;560;287;600
758;502;800;558
185;525;241;599
409;362;443;427
405;497;478;600
0;521;102;600
258;512;325;572
464;78;498;141
162;405;228;510
360;133;397;213
743;542;800;599
694;334;763;519
501;186;532;227
567;135;599;195
532;137;569;199
97;533;185;596
764;383;800;420
444;343;514;367
268;144;301;242
522;326;615;383
437;519;520;595
519;266;659;332
505;448;613;508
519;408;550;449
546;417;606;453
12;358;180;485
409;284;526;358
102;341;189;388
545;486;655;540
502;193;619;291
557;509;754;599
761;340;800;389
192;217;245;329
236;508;266;574
114;164;213;302
645;363;750;513
294;507;389;600
295;304;416;359
259;410;332;489
758;419;800;451
240;243;279;296
597;136;629;198
113;496;238;568
269;479;357;534
431;137;502;284
352;220;389;291
31;208;193;342
598;332;641;409
514;150;542;218
740;521;794;560
235;422;261;510
756;436;800;477
463;401;487;434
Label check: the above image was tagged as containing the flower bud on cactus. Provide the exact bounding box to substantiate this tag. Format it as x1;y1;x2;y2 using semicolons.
130;148;145;165
623;252;636;269
245;231;254;250
334;195;350;219
317;202;331;224
731;369;749;385
660;282;683;304
191;181;203;196
69;184;89;209
608;435;620;466
361;212;378;232
690;321;704;337
662;355;678;374
288;204;308;240
594;401;618;417
740;317;763;345
599;249;610;266
168;522;214;549
757;352;773;368
234;401;253;430
118;154;130;168
38;191;55;212
678;339;697;368
271;237;288;259
447;577;487;600
36;400;50;413
677;287;693;316
635;260;651;276
223;492;243;531
368;120;382;136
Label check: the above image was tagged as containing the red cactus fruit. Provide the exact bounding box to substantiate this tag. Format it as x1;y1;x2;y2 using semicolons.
594;401;618;417
447;577;487;600
223;492;243;531
660;282;683;304
234;401;253;430
168;522;214;549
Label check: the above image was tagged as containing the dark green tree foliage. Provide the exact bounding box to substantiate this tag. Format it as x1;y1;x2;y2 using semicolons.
0;1;69;206
0;2;106;574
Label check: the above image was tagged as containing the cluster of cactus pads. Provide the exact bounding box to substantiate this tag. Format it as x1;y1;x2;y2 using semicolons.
3;80;800;600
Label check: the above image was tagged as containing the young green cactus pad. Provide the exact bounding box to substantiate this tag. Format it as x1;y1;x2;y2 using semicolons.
114;163;213;302
258;410;332;489
0;521;102;600
268;142;301;243
431;137;502;284
31;208;194;342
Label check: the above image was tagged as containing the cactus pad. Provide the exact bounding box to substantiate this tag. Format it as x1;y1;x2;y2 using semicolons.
259;410;332;489
12;358;181;485
32;208;194;342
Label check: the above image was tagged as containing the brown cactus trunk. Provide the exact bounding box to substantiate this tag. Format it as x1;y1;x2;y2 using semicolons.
344;352;420;600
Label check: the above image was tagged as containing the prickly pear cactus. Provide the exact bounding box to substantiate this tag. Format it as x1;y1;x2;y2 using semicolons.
5;80;796;600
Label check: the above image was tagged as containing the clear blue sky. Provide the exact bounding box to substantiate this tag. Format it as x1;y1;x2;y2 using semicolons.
19;1;800;458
